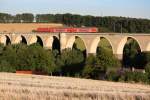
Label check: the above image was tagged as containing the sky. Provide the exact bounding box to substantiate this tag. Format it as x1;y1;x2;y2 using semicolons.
0;0;150;19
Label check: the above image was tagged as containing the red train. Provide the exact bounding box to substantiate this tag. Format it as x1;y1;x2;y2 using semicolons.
35;27;98;33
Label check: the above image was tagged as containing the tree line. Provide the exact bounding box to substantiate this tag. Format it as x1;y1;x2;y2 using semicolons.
0;12;150;33
0;43;121;78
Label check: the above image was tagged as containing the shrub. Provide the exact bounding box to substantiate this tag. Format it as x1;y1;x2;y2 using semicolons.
145;62;150;75
96;47;121;72
106;71;120;81
0;60;15;72
82;65;105;79
58;48;85;76
82;54;105;79
106;71;149;84
124;71;149;84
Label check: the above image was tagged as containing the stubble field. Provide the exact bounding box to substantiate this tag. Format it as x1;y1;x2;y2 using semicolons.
0;72;150;100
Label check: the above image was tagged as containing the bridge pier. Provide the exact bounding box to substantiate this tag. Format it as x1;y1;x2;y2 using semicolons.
60;33;67;51
114;54;123;61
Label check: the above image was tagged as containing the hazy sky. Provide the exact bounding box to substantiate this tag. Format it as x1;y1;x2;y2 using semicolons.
0;0;150;19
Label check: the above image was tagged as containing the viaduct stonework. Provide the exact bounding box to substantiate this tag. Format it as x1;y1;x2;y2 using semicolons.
0;32;150;60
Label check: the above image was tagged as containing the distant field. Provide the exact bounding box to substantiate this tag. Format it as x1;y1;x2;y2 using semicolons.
0;73;150;100
0;23;63;33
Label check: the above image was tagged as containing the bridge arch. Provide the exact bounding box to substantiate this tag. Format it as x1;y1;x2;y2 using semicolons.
44;35;60;50
36;36;43;46
90;36;114;54
116;36;142;55
52;36;60;51
66;35;87;51
12;35;27;44
28;35;44;46
21;35;27;44
5;35;11;45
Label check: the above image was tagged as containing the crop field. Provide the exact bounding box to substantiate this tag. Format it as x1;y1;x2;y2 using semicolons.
0;72;150;100
0;23;63;33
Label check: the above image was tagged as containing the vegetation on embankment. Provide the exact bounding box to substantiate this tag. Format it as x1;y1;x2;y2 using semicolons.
0;41;150;84
0;72;150;100
0;12;150;33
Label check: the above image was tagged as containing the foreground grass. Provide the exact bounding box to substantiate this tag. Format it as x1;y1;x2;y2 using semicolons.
0;73;150;100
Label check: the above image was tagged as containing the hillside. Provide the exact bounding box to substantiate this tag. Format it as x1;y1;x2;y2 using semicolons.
0;73;149;100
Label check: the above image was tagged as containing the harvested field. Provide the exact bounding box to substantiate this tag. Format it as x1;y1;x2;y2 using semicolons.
0;23;63;33
0;72;150;100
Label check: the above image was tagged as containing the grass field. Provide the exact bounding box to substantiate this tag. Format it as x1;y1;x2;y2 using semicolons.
0;72;150;100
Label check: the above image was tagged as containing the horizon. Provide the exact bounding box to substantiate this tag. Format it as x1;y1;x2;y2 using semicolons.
0;0;150;19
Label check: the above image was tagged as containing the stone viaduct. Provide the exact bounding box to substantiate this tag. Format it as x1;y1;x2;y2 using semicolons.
0;32;150;60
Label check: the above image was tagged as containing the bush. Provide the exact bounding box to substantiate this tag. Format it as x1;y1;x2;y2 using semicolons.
96;47;121;72
82;54;105;79
124;71;149;84
82;47;121;80
82;65;105;79
57;48;84;76
0;44;57;75
106;71;120;81
26;44;57;75
0;43;149;84
106;71;149;84
0;60;15;72
145;62;150;75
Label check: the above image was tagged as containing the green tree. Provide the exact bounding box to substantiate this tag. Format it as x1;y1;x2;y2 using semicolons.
54;14;63;23
58;48;84;76
25;43;56;74
96;47;121;72
82;54;104;79
0;43;59;74
83;47;121;80
71;14;82;27
0;45;17;71
82;15;94;26
1;12;150;33
0;60;14;72
36;14;55;23
13;14;22;23
0;13;13;23
123;39;141;68
21;13;34;23
62;13;73;26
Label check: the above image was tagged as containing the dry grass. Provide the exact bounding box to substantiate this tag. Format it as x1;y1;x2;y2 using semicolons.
0;72;149;100
0;23;63;33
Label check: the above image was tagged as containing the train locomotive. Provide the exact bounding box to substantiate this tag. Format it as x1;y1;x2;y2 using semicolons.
35;27;98;33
